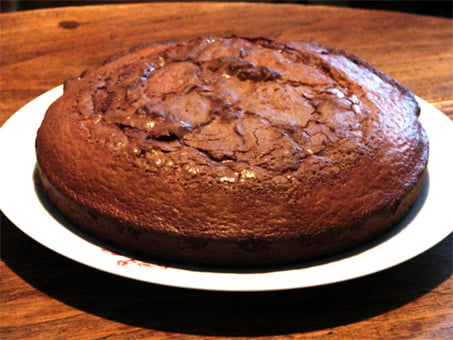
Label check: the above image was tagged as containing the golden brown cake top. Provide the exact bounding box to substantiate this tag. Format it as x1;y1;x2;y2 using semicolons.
57;36;423;184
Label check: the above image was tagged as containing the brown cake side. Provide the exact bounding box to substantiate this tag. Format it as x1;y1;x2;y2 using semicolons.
36;36;429;267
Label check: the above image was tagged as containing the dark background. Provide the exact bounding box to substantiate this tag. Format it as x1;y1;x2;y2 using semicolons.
1;0;452;18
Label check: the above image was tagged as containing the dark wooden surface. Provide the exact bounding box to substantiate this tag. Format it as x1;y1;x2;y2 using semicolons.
1;3;452;339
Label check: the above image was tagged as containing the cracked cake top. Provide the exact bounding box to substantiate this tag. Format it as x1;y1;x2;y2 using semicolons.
61;36;402;183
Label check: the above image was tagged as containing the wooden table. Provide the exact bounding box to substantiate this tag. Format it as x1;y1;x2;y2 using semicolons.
1;3;452;339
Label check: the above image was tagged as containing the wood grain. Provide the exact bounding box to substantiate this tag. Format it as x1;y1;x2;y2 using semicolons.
1;3;452;339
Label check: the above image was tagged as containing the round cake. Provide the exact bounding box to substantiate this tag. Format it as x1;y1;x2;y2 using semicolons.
36;36;429;267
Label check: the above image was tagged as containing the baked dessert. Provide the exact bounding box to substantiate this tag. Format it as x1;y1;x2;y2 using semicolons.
36;36;428;267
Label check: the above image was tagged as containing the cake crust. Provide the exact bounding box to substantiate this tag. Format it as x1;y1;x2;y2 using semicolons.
36;36;428;267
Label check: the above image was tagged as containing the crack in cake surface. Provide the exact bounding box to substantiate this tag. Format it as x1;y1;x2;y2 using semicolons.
75;36;371;180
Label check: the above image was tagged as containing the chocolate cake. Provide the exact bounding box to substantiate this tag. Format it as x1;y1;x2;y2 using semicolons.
36;36;428;267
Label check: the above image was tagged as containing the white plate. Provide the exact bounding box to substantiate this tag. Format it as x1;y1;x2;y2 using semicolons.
1;86;452;292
